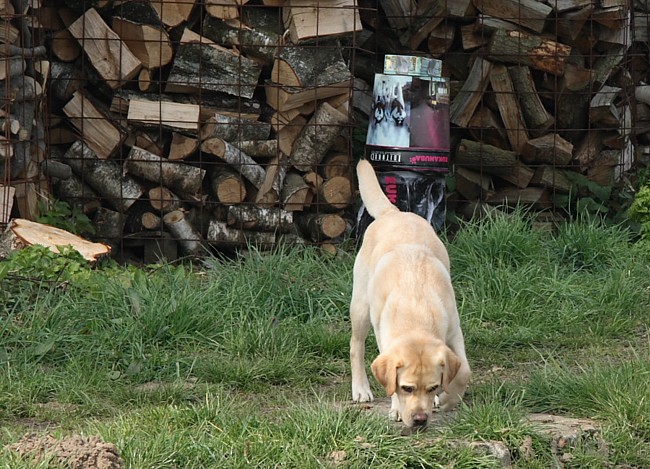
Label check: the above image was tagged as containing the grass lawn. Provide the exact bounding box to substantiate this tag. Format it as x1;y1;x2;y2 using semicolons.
0;211;649;468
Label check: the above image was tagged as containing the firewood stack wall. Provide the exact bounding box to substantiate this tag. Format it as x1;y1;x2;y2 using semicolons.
0;0;648;261
354;0;648;225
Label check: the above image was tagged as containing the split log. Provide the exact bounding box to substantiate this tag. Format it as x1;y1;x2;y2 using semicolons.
467;107;509;149
62;141;145;212
574;131;604;171
68;8;142;89
112;4;174;70
165;42;262;99
141;212;162;230
295;212;346;241
125;146;206;196
281;172;313;211
62;91;125;159
227;205;294;232
473;0;552;33
51;173;101;213
209;166;247;204
0;76;42;178
127;98;201;132
447;0;474;17
507;66;554;133
50;7;82;62
163;210;206;256
282;0;363;43
317;175;353;211
169;133;199;160
487;29;571;76
205;0;241;20
0;58;25;81
377;0;415;29
268;42;353;111
460;23;490;51
92;207;126;244
148;187;184;213
556;5;593;43
199;113;272;142
399;0;445;49
455;139;519;176
278;114;307;155
49;61;84;102
454;167;492;200
428;23;455;56
530;166;572;193
151;0;195;27
589;85;622;127
303;171;324;190
289;102;348;171
450;57;493;127
489;64;529;154
202;17;279;66
1;218;110;262
207;219;276;247
255;153;288;205
201;137;266;189
0;185;16;224
234;139;278;158
486;187;551;209
321;153;350;179
522;134;573;166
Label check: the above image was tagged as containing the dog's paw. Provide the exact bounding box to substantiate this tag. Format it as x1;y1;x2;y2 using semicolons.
388;408;401;422
352;388;374;403
437;394;460;412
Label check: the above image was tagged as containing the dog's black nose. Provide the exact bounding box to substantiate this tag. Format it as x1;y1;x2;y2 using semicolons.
412;413;428;426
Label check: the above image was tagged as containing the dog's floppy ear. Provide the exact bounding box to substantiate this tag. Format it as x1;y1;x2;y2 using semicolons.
371;354;401;396
442;350;461;392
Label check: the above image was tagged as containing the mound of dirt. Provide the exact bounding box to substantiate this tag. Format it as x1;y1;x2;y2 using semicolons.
5;433;124;468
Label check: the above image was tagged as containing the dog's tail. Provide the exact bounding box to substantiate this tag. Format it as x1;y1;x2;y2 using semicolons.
357;159;399;219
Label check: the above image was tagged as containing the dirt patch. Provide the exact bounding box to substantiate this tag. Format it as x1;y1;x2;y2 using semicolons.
5;433;124;468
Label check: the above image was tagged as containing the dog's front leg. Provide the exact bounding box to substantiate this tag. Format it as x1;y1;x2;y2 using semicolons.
389;393;401;421
438;360;471;411
350;297;373;402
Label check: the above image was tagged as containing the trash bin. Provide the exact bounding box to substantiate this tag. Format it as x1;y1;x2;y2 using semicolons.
357;55;450;236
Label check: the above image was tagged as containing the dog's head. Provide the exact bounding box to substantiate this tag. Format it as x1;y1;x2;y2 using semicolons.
371;338;461;428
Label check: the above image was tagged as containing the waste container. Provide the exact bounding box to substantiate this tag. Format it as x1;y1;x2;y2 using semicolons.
357;55;450;235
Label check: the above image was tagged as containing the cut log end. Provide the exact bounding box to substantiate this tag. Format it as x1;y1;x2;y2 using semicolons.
1;218;111;262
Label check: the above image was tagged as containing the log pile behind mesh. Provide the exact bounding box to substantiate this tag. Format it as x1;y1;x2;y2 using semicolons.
354;0;646;223
36;0;361;256
9;0;649;259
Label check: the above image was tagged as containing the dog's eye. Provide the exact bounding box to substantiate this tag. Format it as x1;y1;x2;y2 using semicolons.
401;386;414;393
427;385;440;394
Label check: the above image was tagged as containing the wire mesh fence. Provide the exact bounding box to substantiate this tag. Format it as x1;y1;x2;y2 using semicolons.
0;0;647;262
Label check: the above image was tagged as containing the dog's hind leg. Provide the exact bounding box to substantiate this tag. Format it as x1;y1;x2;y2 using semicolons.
350;279;373;402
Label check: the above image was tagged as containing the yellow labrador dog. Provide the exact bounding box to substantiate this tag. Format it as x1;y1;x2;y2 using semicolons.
350;159;471;428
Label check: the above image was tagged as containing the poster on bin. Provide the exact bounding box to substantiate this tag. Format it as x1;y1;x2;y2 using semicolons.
365;73;450;173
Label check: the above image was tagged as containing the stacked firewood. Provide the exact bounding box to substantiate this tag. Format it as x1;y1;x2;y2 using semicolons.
3;0;649;260
353;0;646;222
27;0;365;257
0;0;50;226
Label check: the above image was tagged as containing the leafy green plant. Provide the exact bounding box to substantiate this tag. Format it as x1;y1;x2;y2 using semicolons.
627;185;650;242
557;171;612;218
36;199;95;236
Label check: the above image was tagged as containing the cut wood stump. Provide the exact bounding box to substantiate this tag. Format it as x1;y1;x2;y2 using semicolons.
0;218;110;262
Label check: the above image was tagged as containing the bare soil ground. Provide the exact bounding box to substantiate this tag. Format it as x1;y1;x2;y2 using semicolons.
5;433;124;468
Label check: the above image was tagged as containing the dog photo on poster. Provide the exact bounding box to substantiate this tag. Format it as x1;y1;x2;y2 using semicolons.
366;74;450;172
